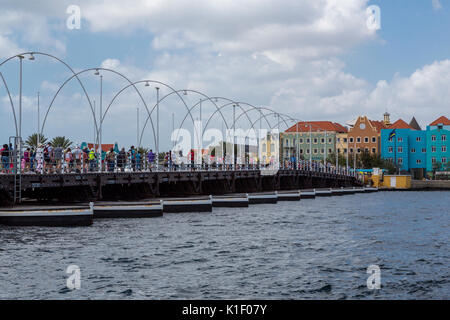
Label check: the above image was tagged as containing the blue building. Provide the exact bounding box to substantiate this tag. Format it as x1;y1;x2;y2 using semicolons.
381;119;427;177
426;116;450;173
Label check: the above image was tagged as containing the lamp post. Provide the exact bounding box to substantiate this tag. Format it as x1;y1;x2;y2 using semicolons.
309;124;312;170
233;104;236;169
37;91;40;147
93;69;102;172
156;87;160;171
324;130;327;169
296;120;299;170
17;55;24;175
346;141;348;174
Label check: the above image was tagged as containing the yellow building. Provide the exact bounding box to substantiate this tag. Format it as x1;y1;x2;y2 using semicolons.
260;132;279;165
336;133;348;156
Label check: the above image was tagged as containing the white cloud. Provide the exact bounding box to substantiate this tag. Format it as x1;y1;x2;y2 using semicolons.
432;0;442;10
1;0;448;148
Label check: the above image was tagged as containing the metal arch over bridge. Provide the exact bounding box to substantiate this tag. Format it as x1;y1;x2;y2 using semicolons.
0;51;363;205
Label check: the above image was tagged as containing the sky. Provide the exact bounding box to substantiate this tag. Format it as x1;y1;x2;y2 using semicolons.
0;0;449;150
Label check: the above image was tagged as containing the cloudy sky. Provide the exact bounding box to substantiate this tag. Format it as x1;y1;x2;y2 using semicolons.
0;0;449;149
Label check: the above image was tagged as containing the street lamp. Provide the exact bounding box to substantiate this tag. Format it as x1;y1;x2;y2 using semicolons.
156;87;160;171
94;69;102;172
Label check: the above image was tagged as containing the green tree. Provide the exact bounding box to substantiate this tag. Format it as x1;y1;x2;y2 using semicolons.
137;147;148;155
50;136;73;149
25;133;47;148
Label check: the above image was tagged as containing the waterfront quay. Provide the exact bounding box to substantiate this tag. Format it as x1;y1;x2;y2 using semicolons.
0;169;361;206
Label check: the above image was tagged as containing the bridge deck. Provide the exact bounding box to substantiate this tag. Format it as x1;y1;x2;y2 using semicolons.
0;169;361;205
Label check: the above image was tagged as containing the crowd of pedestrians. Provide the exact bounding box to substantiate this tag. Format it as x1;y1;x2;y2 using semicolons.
1;142;355;176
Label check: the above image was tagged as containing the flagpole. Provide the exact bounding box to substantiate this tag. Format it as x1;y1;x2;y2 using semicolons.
394;132;397;175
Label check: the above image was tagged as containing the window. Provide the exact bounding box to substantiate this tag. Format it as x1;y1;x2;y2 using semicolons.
337;138;340;142
306;149;310;154
270;143;274;151
313;149;318;154
349;148;353;153
344;138;347;143
442;146;447;153
337;148;341;153
398;147;403;153
321;138;325;143
388;137;393;142
398;137;403;143
300;139;303;144
442;135;447;141
372;137;376;143
328;148;332;154
306;139;310;143
411;148;416;153
364;137;369;143
300;149;303;154
357;137;361;143
432;146;436;153
357;148;361;153
431;135;436;141
432;157;436;164
372;148;376;153
416;137;421;142
349;137;354;143
388;147;393;153
416;159;422;164
422;148;426;153
320;149;324;154
344;148;347;153
443;158;448;164
328;138;332;144
398;158;403;165
314;138;318;144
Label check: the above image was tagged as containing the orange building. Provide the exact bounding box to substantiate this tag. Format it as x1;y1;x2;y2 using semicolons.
347;115;388;155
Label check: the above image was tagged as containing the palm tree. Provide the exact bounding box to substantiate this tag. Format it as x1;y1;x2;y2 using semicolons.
50;136;73;149
137;147;148;155
25;133;47;148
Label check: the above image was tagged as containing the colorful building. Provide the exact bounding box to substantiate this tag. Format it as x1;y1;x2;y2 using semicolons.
380;119;427;177
347;115;388;155
280;121;347;163
426;116;450;173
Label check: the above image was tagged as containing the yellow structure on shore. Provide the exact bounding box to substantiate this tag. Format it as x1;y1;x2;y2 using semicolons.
371;168;412;189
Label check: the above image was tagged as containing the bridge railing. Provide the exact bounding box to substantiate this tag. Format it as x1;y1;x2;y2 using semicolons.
0;149;362;181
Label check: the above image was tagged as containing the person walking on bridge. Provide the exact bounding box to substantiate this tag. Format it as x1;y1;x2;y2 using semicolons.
73;145;82;173
88;148;97;172
1;144;9;174
147;149;155;171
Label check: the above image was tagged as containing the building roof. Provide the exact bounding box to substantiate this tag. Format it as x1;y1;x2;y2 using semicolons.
409;117;421;130
87;143;115;152
369;120;388;131
285;121;347;133
429;116;450;126
387;119;415;130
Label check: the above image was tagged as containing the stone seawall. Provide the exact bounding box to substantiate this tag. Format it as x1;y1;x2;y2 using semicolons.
411;180;450;190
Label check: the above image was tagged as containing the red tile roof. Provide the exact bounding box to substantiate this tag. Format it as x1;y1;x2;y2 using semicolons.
87;143;115;152
285;121;347;133
388;119;414;130
429;116;450;126
369;120;388;131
